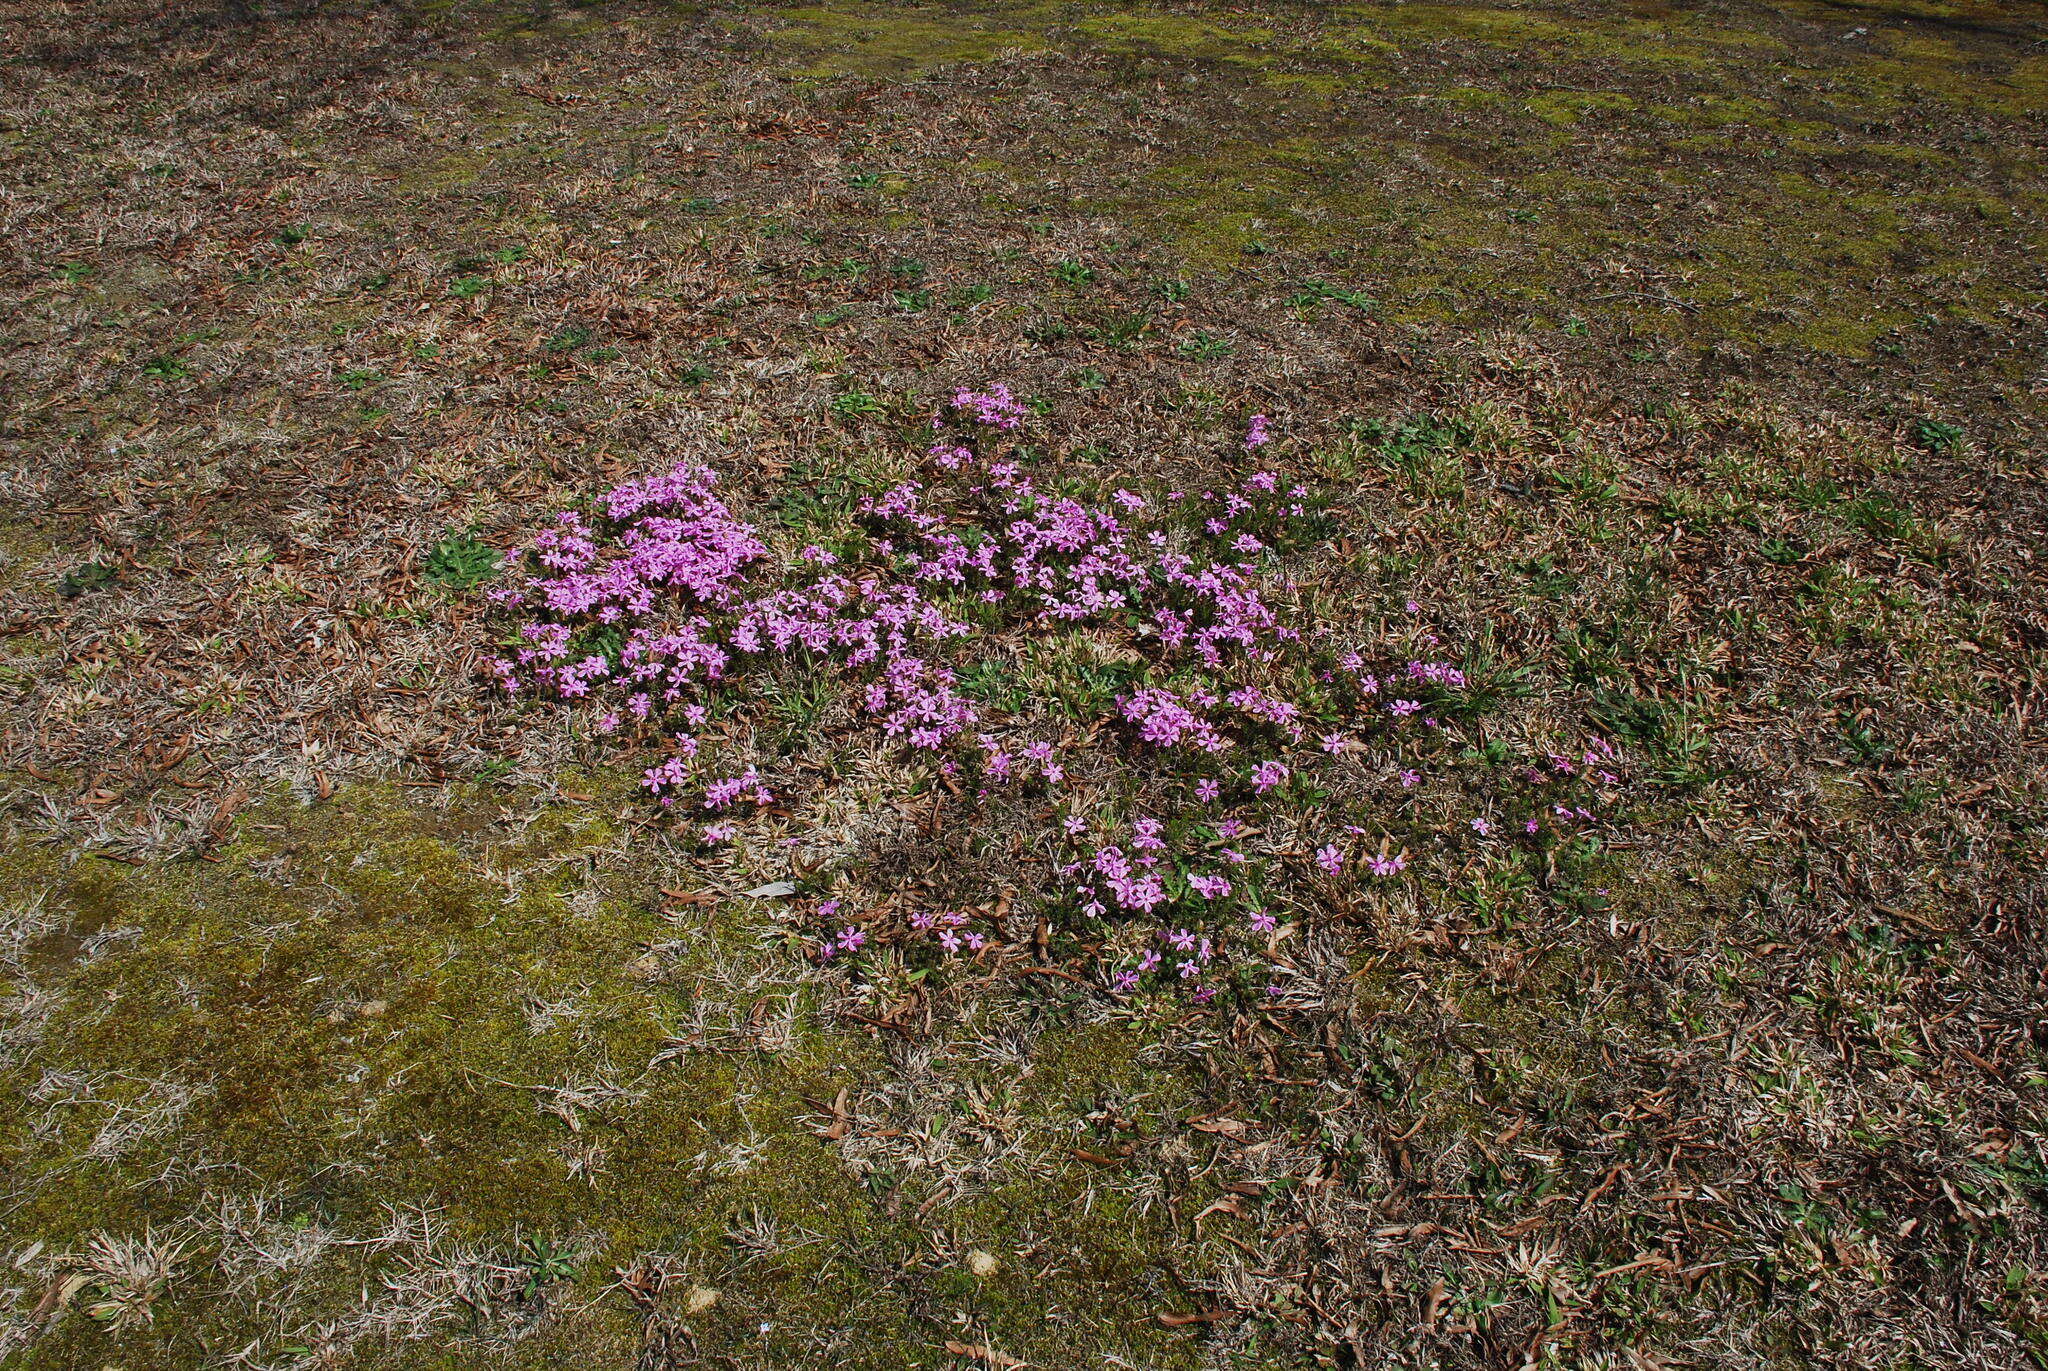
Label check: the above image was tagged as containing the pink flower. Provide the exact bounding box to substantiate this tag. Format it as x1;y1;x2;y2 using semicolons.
1314;844;1344;874
1251;760;1289;794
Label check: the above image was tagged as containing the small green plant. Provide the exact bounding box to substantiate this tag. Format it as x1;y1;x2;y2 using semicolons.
142;355;191;380
1513;553;1575;598
812;307;851;327
424;535;501;590
1759;536;1804;565
1841;717;1894;766
1911;418;1964;453
1356;414;1468;489
339;369;378;390
1155;277;1190;303
956;659;1026;710
891;289;931;313
1178;331;1233;359
1285;281;1374;312
53;262;92;283
515;1238;579;1301
1841;493;1916;542
274;224;308;246
829;389;886;419
675;360;715;386
449;275;489;299
545;326;593;354
949;283;995;308
845;170;883;189
1083;312;1151;347
681;196;718;214
1052;260;1095;286
763;675;837;741
60;562;118;597
1587;688;1718;786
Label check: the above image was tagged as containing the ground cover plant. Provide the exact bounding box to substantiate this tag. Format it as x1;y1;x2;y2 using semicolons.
489;393;1626;1010
0;0;2044;1368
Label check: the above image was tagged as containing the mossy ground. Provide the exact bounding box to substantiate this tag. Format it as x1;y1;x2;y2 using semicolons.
1;1;2044;1367
4;787;1212;1367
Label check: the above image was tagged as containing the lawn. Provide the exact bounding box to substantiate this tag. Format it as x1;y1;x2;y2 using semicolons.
0;1;2044;1367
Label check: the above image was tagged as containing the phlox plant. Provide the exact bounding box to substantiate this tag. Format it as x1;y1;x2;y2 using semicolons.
488;392;1629;1004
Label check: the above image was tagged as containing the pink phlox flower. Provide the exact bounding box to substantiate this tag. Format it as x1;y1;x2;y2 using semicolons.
949;383;1026;429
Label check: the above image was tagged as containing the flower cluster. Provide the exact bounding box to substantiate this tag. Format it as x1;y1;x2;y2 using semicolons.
487;386;1629;1001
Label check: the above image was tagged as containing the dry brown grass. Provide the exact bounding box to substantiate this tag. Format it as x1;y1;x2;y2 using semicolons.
0;1;2043;1368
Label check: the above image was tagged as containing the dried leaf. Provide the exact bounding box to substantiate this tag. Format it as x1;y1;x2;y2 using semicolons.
943;1338;1026;1367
